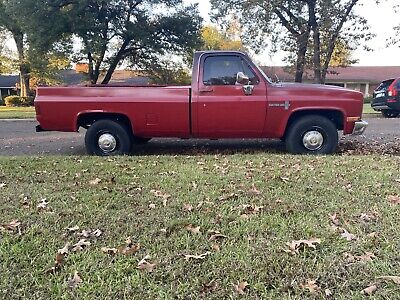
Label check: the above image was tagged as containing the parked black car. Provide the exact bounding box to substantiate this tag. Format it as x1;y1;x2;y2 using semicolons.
371;78;400;118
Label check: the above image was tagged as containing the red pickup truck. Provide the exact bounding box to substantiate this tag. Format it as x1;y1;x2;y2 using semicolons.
35;51;367;156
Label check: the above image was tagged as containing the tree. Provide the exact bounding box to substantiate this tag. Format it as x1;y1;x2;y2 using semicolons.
211;0;371;83
0;0;71;95
200;25;245;51
64;0;202;84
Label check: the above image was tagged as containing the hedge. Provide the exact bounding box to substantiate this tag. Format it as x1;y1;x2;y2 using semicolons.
4;96;34;107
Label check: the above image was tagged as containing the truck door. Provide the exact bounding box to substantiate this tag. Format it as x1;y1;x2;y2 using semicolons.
193;54;267;138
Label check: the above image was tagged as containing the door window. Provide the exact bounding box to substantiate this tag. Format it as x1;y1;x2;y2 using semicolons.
203;55;258;86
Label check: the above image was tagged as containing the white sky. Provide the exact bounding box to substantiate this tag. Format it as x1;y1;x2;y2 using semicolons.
185;0;400;66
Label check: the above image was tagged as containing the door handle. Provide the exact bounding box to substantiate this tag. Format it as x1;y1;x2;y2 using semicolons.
199;87;214;93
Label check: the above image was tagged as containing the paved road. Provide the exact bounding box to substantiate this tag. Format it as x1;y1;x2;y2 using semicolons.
0;117;399;156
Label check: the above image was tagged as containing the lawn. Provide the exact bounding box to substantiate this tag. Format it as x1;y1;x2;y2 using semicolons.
363;104;378;115
0;154;399;299
0;106;36;119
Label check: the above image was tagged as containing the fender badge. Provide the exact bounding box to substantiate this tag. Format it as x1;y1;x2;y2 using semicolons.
269;101;291;110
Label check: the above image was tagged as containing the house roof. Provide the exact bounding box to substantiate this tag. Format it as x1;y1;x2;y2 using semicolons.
262;66;400;83
0;75;19;88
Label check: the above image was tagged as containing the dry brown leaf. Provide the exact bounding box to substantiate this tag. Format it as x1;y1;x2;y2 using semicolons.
71;239;91;252
149;203;156;209
45;251;66;274
101;247;118;255
186;224;201;235
91;229;102;237
325;288;333;297
249;184;261;195
68;271;83;289
300;280;320;295
0;183;6;188
183;204;194;212
357;252;376;263
37;198;49;210
284;238;321;255
137;255;156;272
388;195;400;205
361;284;377;295
89;178;102;185
119;238;140;255
200;280;218;294
67;225;80;232
233;281;249;295
1;220;21;232
377;276;400;284
211;243;220;252
329;213;340;226
340;229;357;241
184;252;211;261
58;243;70;255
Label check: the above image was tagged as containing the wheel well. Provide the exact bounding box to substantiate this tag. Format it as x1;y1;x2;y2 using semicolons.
77;113;133;132
285;110;344;136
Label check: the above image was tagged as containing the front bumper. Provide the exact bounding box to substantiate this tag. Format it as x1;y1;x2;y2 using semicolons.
352;120;368;135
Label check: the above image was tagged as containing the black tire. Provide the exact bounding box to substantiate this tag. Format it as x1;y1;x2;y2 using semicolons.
381;110;399;118
133;136;152;144
285;115;338;155
85;120;132;156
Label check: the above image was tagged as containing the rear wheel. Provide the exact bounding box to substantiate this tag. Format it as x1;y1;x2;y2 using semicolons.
285;115;338;155
85;120;132;156
381;110;399;118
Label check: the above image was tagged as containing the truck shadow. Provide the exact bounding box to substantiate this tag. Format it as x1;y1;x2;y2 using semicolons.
132;138;286;156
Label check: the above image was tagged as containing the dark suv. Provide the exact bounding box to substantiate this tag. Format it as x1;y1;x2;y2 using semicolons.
371;78;400;118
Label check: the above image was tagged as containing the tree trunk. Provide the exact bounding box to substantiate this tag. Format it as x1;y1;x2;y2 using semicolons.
307;0;322;84
294;29;310;83
12;31;30;97
101;40;130;84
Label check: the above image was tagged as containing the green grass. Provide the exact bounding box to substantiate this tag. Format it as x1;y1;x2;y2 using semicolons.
363;103;378;115
1;155;400;299
0;106;36;119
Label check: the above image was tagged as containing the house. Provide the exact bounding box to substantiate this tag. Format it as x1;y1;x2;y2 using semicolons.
0;75;19;99
262;66;400;96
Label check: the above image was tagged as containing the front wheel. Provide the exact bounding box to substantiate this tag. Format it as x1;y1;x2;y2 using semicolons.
285;115;338;155
85;120;132;156
382;110;399;118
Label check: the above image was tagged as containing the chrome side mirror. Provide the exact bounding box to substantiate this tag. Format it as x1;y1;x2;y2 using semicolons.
236;72;250;85
236;72;254;96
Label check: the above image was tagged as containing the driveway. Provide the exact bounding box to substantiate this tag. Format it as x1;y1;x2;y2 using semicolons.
0;117;399;156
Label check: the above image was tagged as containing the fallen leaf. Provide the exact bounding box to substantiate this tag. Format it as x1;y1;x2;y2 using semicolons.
388;195;400;205
325;288;333;296
71;239;91;252
149;203;156;209
101;247;118;255
329;213;340;226
186;224;201;235
341;229;357;241
232;281;249;295
0;220;21;232
89;178;102;185
137;255;156;272
58;243;70;255
184;252;211;261
211;243;220;252
0;183;6;188
377;276;400;284
209;231;228;241
284;238;321;255
68;271;83;289
37;198;49;210
361;284;377;295
301;280;320;295
280;177;290;183
200;280;218;294
91;229;102;237
249;184;261;195
357;252;376;263
119;238;140;256
183;204;194;212
67;225;80;232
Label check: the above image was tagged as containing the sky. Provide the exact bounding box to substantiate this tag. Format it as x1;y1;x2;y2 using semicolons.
184;0;400;66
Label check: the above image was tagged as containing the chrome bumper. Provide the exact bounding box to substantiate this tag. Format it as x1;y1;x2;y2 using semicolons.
352;120;368;135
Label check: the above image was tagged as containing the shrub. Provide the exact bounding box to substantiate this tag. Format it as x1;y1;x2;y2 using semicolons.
364;96;373;104
0;96;4;106
4;96;34;107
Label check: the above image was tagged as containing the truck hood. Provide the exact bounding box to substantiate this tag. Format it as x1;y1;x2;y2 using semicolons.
269;82;363;101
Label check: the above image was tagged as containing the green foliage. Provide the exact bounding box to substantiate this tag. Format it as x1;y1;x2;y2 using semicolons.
364;96;373;104
4;95;34;107
200;25;245;51
146;60;191;85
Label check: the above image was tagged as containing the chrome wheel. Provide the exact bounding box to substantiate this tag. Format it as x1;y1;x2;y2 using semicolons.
302;130;324;151
98;133;117;153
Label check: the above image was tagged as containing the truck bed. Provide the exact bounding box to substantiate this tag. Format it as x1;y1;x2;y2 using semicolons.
35;85;191;137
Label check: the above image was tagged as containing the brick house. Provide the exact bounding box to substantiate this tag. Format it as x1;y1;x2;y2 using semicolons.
0;75;19;99
262;66;400;96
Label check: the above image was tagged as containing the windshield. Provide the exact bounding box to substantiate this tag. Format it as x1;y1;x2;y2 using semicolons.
252;62;272;84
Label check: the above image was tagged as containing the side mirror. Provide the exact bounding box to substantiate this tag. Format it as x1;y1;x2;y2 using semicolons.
236;72;250;85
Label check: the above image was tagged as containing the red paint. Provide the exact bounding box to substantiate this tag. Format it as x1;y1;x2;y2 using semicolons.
35;51;364;139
